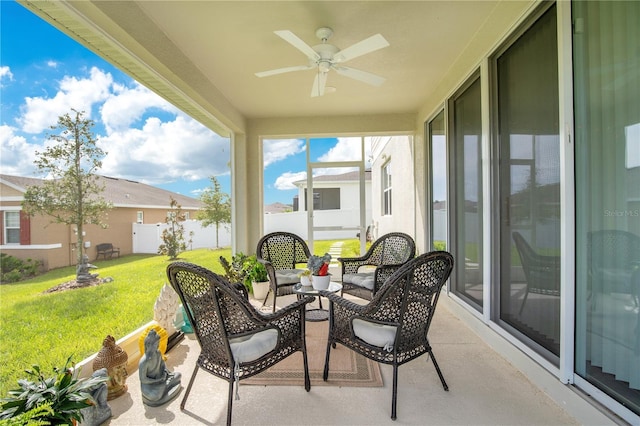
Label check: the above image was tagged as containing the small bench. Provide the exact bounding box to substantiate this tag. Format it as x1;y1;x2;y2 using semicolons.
96;243;120;260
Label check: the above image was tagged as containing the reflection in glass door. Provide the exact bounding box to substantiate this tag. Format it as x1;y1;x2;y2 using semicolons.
429;110;447;251
450;75;483;308
495;4;560;359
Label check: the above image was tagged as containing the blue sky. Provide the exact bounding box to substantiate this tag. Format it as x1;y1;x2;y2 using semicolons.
1;1;370;205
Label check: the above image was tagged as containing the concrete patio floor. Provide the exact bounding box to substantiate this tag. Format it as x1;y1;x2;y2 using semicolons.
105;291;618;426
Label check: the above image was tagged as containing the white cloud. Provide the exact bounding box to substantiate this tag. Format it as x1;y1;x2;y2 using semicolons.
0;125;37;175
18;67;113;134
100;82;178;133
274;171;306;190
0;66;14;84
46;61;58;68
263;139;304;167
99;115;230;184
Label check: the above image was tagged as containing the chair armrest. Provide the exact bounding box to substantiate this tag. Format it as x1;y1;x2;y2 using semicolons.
338;256;373;275
321;291;369;315
257;295;314;322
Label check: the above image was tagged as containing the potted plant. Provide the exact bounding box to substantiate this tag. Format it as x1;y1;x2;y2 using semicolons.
244;256;270;300
219;252;250;291
0;356;108;425
298;269;312;287
307;253;332;290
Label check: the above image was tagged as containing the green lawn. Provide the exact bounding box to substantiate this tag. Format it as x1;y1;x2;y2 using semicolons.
0;240;359;395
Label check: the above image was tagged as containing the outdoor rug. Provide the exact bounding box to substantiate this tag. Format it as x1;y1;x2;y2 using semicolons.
241;320;383;387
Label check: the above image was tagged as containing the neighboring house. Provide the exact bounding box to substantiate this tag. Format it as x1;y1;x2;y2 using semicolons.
264;170;371;240
369;136;415;240
0;174;202;270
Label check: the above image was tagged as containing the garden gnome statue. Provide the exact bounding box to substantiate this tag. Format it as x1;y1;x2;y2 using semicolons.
92;335;129;400
80;368;112;426
139;329;182;406
76;254;99;283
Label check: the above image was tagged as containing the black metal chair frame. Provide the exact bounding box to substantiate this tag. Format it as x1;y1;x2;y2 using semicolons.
256;231;312;312
512;231;561;315
338;232;416;300
322;251;454;420
166;262;314;425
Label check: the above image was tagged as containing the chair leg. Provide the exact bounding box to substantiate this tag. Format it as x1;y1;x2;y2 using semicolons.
180;364;199;409
428;348;449;391
518;287;530;315
302;341;311;391
323;336;333;381
391;363;398;421
262;288;271;309
226;380;234;426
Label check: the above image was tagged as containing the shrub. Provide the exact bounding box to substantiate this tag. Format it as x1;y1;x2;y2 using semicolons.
0;254;40;283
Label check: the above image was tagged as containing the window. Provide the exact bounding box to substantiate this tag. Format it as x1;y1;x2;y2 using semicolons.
382;161;392;215
4;211;20;244
136;211;144;224
495;4;560;359
303;188;340;210
450;73;483;309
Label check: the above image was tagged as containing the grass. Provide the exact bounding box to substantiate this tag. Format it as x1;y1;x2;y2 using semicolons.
0;239;359;395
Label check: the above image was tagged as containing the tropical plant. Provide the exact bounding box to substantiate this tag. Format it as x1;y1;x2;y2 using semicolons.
244;256;268;284
158;197;187;259
307;253;331;276
21;109;112;274
219;252;250;285
0;356;107;425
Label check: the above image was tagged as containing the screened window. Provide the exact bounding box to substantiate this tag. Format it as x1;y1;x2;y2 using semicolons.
382;161;392;215
4;211;20;244
303;188;340;210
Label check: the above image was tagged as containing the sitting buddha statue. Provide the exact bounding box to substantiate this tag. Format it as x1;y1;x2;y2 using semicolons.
139;329;182;406
93;335;129;400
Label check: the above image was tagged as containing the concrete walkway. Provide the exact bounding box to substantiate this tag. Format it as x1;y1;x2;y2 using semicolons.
104;290;615;425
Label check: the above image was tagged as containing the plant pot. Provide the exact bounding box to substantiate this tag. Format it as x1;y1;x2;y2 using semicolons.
300;275;311;287
311;274;331;290
252;280;270;300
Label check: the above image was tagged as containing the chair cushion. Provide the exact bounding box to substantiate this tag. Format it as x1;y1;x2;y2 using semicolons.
342;272;375;290
276;268;305;284
229;328;279;364
352;318;397;350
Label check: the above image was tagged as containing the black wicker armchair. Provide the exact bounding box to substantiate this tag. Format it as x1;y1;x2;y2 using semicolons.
338;232;416;300
322;251;454;420
166;262;314;426
256;231;312;312
512;231;561;315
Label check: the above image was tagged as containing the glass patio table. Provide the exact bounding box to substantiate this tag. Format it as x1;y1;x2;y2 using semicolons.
292;281;342;321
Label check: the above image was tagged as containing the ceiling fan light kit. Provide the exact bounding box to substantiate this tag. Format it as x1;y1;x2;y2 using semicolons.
255;27;389;97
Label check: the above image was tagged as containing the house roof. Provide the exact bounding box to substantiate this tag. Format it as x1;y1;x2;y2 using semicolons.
0;174;202;210
18;1;529;137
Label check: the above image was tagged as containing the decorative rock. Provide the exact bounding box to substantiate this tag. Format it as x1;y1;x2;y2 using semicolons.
139;329;182;406
80;368;112;426
93;335;129;400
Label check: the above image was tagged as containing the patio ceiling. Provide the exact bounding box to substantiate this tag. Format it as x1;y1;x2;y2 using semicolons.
19;1;515;137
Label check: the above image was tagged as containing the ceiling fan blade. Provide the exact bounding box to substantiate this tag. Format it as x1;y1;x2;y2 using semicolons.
255;64;314;78
333;34;389;63
274;30;321;61
334;66;386;86
311;71;328;97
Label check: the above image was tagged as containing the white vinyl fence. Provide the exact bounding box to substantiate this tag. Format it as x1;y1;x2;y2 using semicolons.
132;220;231;253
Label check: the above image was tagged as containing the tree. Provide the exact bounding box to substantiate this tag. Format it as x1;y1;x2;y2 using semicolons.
22;109;112;273
158;197;187;259
196;176;231;248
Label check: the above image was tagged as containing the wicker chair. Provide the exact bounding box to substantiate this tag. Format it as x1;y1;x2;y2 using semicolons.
512;231;561;315
256;231;312;312
166;262;314;426
339;232;416;300
587;229;640;308
322;251;454;420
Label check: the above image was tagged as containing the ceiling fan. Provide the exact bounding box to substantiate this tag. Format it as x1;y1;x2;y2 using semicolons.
255;27;390;97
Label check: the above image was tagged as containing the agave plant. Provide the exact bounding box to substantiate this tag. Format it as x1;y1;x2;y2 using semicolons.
0;356;107;425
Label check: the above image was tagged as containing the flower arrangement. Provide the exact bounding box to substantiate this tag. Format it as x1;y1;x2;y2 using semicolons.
307;253;331;276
